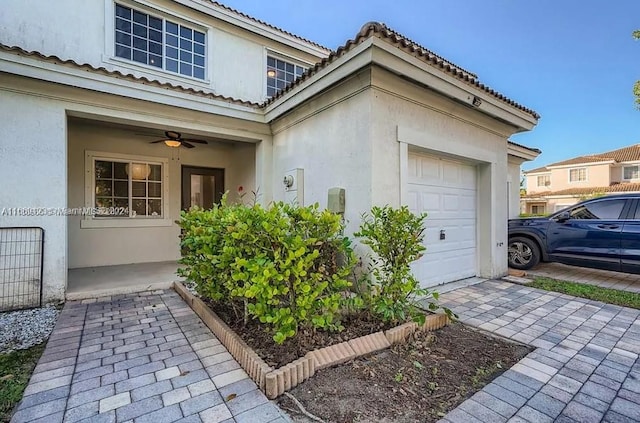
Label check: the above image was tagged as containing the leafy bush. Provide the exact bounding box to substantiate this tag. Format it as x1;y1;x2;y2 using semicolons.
178;199;354;344
354;205;452;324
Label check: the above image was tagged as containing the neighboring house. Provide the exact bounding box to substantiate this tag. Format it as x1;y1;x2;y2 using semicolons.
0;0;539;303
522;144;640;215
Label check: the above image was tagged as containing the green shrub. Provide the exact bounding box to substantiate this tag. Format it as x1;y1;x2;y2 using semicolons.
178;199;354;344
354;205;452;324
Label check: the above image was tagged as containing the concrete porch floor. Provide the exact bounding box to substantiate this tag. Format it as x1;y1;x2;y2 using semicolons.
67;261;183;300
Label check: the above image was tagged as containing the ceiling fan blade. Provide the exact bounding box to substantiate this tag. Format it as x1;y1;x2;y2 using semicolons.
182;142;195;148
181;138;208;144
150;140;165;144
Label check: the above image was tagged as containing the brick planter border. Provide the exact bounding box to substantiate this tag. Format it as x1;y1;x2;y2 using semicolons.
173;282;449;399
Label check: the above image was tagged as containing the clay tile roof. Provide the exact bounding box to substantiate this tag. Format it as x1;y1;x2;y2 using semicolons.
524;166;549;174
508;140;541;154
0;44;260;108
207;1;330;52
523;182;640;198
529;144;640;170
264;22;540;119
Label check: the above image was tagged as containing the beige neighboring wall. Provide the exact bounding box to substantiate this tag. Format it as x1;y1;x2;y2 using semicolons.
67;121;255;269
527;162;613;194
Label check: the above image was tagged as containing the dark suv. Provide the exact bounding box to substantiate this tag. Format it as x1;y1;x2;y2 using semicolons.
508;194;640;273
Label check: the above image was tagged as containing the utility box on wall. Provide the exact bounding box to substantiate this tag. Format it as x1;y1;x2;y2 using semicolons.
327;187;345;214
283;168;304;205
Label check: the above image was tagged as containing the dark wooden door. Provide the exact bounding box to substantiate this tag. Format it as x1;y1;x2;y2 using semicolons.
181;166;225;210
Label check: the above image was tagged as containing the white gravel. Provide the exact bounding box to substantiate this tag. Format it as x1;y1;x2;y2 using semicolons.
0;305;59;354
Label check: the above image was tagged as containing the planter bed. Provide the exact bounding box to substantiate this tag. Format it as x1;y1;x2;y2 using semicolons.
173;281;449;399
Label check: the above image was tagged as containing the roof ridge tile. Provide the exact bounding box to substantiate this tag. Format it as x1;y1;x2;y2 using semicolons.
263;21;540;119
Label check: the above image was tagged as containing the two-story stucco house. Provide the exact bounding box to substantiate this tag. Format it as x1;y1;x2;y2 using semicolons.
522;144;640;215
0;0;540;305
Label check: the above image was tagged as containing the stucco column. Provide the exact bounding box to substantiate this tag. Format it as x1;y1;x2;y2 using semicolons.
0;90;68;302
255;136;274;205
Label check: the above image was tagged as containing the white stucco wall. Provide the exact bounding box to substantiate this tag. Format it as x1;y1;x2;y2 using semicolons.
67;121;255;268
508;158;523;218
370;68;515;279
271;76;373;235
0;0;325;104
0;90;68;302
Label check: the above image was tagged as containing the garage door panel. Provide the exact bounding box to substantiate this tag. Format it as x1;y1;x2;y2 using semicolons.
406;152;477;288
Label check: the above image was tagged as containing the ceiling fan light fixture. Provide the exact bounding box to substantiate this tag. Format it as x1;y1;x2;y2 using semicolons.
164;140;182;148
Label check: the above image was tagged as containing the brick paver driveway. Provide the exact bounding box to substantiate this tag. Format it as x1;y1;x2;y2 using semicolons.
11;290;289;423
437;280;640;423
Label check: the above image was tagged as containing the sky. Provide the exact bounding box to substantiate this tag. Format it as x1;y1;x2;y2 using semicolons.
221;0;640;171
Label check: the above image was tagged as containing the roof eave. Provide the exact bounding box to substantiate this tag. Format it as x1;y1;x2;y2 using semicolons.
0;50;264;122
264;38;375;121
265;37;539;132
175;0;330;57
370;38;537;132
547;160;616;170
508;142;541;162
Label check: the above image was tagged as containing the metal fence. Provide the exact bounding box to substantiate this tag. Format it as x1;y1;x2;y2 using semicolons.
0;227;44;311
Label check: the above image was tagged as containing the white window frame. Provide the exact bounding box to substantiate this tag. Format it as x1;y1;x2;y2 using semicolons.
568;167;587;183
623;165;640;180
536;174;550;187
104;0;211;86
531;204;546;215
82;151;171;228
263;49;312;99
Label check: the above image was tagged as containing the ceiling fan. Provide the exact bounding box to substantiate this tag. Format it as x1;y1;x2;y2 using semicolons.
149;131;208;149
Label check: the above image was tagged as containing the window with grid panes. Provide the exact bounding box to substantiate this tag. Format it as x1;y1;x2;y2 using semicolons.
569;167;587;182
94;159;163;218
537;175;550;187
624;165;640;180
266;56;306;97
115;4;206;79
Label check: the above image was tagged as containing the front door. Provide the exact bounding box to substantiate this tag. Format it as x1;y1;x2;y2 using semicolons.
181;166;225;210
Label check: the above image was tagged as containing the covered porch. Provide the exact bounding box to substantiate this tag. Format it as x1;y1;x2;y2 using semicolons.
65;113;266;299
66;261;181;300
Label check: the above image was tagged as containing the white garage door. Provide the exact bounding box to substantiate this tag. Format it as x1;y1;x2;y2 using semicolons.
406;152;477;288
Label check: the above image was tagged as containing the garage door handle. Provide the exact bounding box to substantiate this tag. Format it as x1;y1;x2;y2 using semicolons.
597;224;619;229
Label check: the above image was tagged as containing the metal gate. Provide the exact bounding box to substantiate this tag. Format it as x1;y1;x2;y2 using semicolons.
0;227;44;311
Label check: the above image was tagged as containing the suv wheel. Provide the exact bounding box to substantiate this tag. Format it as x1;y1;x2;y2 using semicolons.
508;237;540;270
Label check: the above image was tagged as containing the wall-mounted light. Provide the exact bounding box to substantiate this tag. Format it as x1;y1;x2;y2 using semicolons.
267;69;277;78
164;140;182;148
472;96;482;107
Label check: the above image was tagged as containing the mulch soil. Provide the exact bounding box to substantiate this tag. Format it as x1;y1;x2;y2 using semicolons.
277;323;532;423
206;300;531;422
207;300;395;368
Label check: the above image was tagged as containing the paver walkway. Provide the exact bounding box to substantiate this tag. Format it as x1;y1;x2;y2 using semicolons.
528;262;640;294
436;280;640;423
11;290;289;423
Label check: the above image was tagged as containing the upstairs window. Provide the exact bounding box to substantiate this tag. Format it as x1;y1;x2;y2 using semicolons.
115;4;206;80
266;56;306;97
624;165;640;180
569;167;587;182
536;175;550;187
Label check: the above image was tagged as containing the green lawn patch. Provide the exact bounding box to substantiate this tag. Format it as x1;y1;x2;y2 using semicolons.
530;277;640;310
0;343;46;422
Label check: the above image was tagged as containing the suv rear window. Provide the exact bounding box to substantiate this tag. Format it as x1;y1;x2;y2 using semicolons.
569;199;626;220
